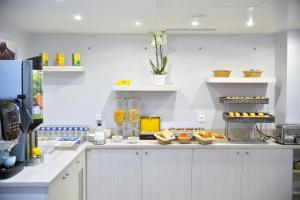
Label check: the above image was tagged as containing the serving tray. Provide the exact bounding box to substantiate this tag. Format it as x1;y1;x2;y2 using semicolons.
220;97;269;104
223;112;275;123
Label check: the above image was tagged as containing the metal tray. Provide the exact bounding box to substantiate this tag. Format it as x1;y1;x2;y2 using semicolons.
223;112;275;123
220;97;269;104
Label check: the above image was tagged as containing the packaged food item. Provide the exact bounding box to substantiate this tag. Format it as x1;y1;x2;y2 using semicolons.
55;53;65;66
41;53;48;66
72;53;81;66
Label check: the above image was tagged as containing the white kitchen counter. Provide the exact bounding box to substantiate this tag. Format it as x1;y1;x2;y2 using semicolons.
0;143;86;187
0;139;298;188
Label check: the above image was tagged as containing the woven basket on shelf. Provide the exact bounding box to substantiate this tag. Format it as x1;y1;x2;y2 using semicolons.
213;70;231;77
243;71;263;78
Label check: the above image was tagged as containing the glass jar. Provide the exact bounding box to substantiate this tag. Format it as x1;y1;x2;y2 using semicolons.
127;97;141;137
113;97;126;136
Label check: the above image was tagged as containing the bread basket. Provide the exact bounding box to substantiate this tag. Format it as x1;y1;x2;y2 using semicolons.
154;133;175;145
193;132;214;145
213;70;231;77
243;70;263;78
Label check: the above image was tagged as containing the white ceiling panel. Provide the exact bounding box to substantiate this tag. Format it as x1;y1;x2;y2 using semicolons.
0;0;298;34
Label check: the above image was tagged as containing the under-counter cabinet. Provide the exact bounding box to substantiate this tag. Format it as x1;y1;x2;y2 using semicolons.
192;149;243;200
86;149;142;200
142;149;192;200
49;152;86;200
192;149;293;200
242;149;292;200
86;149;192;200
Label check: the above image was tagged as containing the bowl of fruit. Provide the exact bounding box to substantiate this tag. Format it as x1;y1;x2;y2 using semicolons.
177;133;192;144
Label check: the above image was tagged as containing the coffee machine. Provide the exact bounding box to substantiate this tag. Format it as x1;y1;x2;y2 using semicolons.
0;59;43;178
0;100;24;179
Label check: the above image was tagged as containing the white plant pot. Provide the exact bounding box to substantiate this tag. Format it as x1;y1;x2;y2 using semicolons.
153;75;166;85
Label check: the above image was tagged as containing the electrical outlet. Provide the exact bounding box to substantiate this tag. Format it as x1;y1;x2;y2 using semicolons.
197;114;206;123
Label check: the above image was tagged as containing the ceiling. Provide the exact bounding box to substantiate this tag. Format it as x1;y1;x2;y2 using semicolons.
0;0;299;34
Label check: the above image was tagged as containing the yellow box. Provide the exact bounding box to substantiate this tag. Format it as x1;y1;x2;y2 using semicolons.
72;53;81;66
41;53;48;66
55;53;65;66
140;116;160;133
116;80;131;86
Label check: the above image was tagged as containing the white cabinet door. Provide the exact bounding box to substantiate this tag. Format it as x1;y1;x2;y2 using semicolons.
49;152;86;200
242;149;293;200
142;149;192;200
49;174;65;200
192;149;243;200
86;149;142;200
71;153;86;200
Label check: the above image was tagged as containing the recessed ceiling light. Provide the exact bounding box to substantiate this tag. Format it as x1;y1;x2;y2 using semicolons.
246;17;254;27
74;15;82;21
135;21;142;26
191;20;199;27
248;7;254;11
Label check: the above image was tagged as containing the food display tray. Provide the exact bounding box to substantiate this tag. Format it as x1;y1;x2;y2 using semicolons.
223;113;275;123
220;97;269;104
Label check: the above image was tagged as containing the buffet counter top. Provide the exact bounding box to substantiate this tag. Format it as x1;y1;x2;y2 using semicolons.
0;139;298;187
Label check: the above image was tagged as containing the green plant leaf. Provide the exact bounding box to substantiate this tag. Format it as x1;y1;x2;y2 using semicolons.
149;59;159;74
162;56;168;68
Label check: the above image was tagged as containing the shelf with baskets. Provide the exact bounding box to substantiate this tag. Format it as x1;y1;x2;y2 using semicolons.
206;77;276;83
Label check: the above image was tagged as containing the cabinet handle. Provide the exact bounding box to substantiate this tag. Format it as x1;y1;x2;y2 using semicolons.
145;152;148;155
62;176;66;180
245;152;250;155
65;173;70;176
136;152;139;155
236;152;240;155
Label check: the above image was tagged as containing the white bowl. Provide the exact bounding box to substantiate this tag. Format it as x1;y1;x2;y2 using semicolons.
128;136;139;144
112;135;123;142
3;156;16;168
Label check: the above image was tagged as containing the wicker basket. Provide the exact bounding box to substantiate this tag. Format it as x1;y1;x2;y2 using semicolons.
177;136;192;144
243;71;263;77
213;70;231;77
154;133;175;145
193;133;214;145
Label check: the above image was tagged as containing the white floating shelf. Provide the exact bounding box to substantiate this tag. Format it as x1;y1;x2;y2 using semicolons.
43;66;85;72
206;77;276;83
112;84;178;92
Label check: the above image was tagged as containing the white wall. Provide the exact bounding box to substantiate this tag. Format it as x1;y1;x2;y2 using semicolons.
274;32;287;124
27;34;276;130
286;30;300;123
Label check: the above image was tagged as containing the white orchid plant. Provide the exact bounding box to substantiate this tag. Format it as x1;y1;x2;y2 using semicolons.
149;30;168;75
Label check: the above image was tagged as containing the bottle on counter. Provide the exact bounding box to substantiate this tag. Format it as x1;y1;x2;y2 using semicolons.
94;115;105;145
